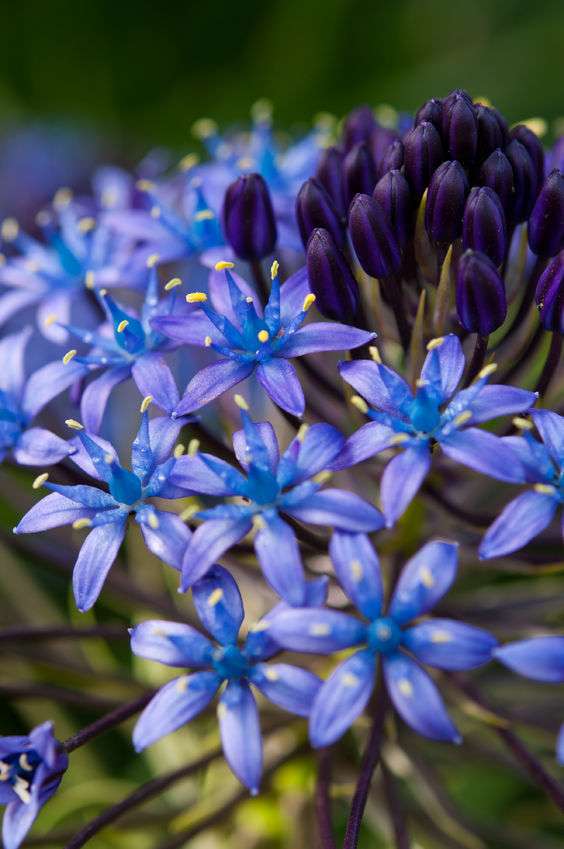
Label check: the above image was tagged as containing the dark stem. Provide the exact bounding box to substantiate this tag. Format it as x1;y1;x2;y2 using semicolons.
422;481;493;528
384;276;411;353
535;331;562;397
342;688;389;849
381;761;411;849
498;320;543;384
501;256;545;344
315;748;337;849
464;334;489;386
63;691;155;753
250;258;270;302
0;624;127;643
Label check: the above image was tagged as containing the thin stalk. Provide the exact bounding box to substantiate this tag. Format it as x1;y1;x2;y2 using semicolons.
0;625;127;643
251;258;270;303
535;331;562;397
0;683;123;711
384;277;411;353
315;748;337;849
381;762;411;849
464;334;489;386
63;691;155;753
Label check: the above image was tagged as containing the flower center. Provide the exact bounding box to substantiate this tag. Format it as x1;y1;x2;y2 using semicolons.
0;749;41;804
212;645;250;680
367;617;402;655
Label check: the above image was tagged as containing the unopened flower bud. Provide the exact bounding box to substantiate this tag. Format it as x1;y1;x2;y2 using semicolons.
316;145;346;217
510;124;545;186
528;169;564;257
348;193;402;279
479;149;514;220
342;142;377;208
378;138;404;177
370;126;400;172
342;105;376;151
425;160;469;244
415;97;443;132
441;89;478;163
296;178;345;249
306;228;360;322
222;173;277;260
403;121;444;199
505;139;538;223
463;187;507;266
456;249;507;334
475;105;507;162
535;250;564;332
373;170;412;250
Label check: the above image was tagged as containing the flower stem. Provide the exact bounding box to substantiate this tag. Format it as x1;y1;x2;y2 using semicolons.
0;624;127;642
381;761;411;849
63;691;155;753
251;258;270;302
384;277;411;353
464;334;489;386
535;331;562;397
315;748;337;849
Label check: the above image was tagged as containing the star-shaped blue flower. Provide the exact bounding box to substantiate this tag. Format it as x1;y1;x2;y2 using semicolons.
131;565;323;794
0;722;67;849
269;536;497;747
337;334;536;526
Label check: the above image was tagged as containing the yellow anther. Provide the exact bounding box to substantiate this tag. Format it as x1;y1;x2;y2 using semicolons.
72;518;92;530
103;453;114;464
342;673;360;687
431;630;452;644
234;393;249;410
176;677;189;693
146;253;160;268
207;588;224;607
85;271;95;289
117;319;129;333
150;206;161;219
65;419;84;430
369;345;382;363
252;514;266;531
217;702;228;719
350;395;368;414
173;443;185;458
313;470;333;485
245;296;254;304
302;293;316;311
188;438;200;457
32;473;49;490
477;363;497;379
420;566;435;588
186;292;208;303
19;754;33;772
398;679;414;697
473;95;492;107
194;209;215;222
204;335;212;347
179;504;200;522
214;260;235;271
43;314;58;328
351;559;363;581
251;98;273;123
53;187;73;208
63;349;77;365
534;483;557;495
192;118;218;139
150;626;166;636
427;336;445;351
513;416;533;430
164;277;182;291
147;512;160;529
297;423;310;442
178;153;200;172
264;667;279;682
270;259;279;280
415;378;430;388
78;216;96;233
136;179;155;192
140;395;153;413
99;288;108;297
1;218;19;241
453;410;473;427
237;156;254;170
390;433;409;445
310;623;331;637
101;188;118;208
249;620;270;633
257;329;270;343
519;117;547;138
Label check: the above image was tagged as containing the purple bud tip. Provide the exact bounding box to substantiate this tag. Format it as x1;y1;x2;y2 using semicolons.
475;105;508;163
342;105;376;151
456;249;507;334
373;169;413;251
463;186;507;267
505;139;539;223
425;160;469;244
528;169;564;258
378;138;404;178
535;250;564;333
441;91;478;164
222;173;277;261
478;148;514;220
306;228;360;323
315;145;346;217
510;124;545;186
370;126;401;172
415;97;443;132
342;142;377;208
348;192;402;280
296;178;345;249
403;121;444;199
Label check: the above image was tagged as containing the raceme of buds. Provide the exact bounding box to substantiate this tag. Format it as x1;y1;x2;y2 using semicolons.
373;169;413;250
348;192;402;280
316;145;346;217
415;97;443;132
403;121;444;199
425;160;469;244
535;250;564;332
528;169;564;258
222;173;277;260
342;142;377;208
463;186;507;267
306;227;360;322
378;138;404;177
479;148;514;220
370;126;401;173
342;104;376;151
475;104;508;163
441;89;478;164
296;178;346;249
456;248;507;334
505;139;538;223
510;124;545;186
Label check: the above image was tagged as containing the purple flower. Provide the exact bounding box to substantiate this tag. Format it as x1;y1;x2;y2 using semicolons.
0;722;67;849
480;410;564;559
337;334;536;526
269;537;496;746
131;565;323;793
13;405;192;611
171;399;384;604
152;261;373;417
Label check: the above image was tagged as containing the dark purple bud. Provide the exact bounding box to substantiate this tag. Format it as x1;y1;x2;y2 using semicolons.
342;142;377;208
296;178;346;249
415;97;443;132
505;139;538;223
510;124;545;186
463;187;507;266
348;193;402;280
373;169;412;251
441;90;478;164
479;148;514;220
475;105;506;162
316;145;346;217
550;135;564;172
222;173;276;260
535;251;564;332
342;105;376;151
529;170;564;257
306;228;360;322
442;88;474;109
403;121;444;199
370;126;400;170
456;249;507;334
425;160;469;244
378;138;404;177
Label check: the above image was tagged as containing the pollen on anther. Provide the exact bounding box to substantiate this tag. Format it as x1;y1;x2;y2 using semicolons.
78;216;96;233
214;260;235;271
179;153;199;172
369;346;382;363
431;630;452;644
350;395;368;414
194;209;215;222
398;678;414;697
297;423;310;442
453;410;472;427
146;253;160;268
309;623;331;637
147;513;160;529
204;335;212;347
73;518;92;530
140;395;153;413
188;439;200;457
174;443;185;458
265;668;279;681
477;363;497;379
351;559;363;581
534;483;557;495
303;293;316;311
85;271;95;289
186;292;207;303
117;319;129;333
44;314;58;328
65;419;83;430
257;329;270;343
32;473;49;489
420;566;435;588
270;259;279;280
513;416;533;430
165;277;182;291
1;217;19;241
427;337;445;351
208;588;224;607
234;393;249;411
63;349;77;364
342;673;360;687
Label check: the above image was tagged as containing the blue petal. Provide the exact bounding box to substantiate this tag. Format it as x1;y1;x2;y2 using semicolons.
280;322;374;357
330;421;395;472
403;619;497;670
267;608;366;654
256;359;305;417
130;412;155;483
180;516;253;590
329;531;383;619
72;519;127;612
130;620;213;667
420;334;464;401
133;672;220;751
148;416;185;466
278;423;344;487
440;427;527;483
13;428;73;466
219;680;262;794
458;385;536;425
309;649;376;747
502;435;553;483
233;422;279;472
557;724;564;764
285;488;384;532
279;266;310;322
389;540;459;625
174;359;255;416
384;652;461;743
479;490;558;559
494;637;564;683
138;509;192;570
2;796;40;849
339;359;412;419
21;359;89;418
192;565;244;644
0;326;32;399
131;354;180;416
381;445;431;528
532;409;564;466
14;492;95;534
69;432;116;482
45;482;117;509
80;366;130;434
251;662;322;717
254;515;306;605
170;453;245;496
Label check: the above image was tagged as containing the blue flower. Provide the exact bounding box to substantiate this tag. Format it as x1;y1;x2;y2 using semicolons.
0;722;67;849
131;565;323;794
337;334;536;526
480;410;564;558
0;326;82;467
153;261;374;417
495;637;564;763
268;537;497;747
171;399;384;605
13;405;192;612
